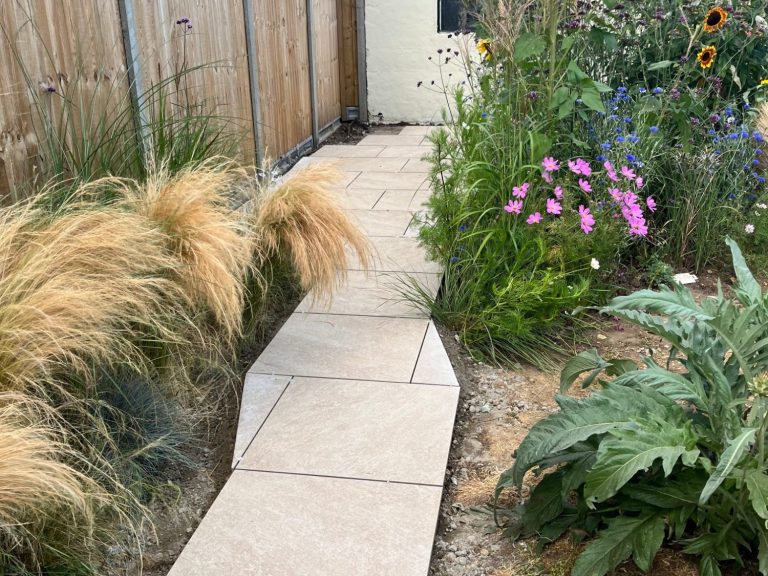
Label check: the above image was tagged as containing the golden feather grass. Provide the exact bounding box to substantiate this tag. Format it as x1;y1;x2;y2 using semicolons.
253;165;372;302
0;393;99;566
113;161;258;342
0;202;190;394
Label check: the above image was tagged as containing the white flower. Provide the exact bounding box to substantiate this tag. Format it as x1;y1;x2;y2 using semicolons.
758;203;768;210
757;15;768;33
591;258;600;270
746;224;756;234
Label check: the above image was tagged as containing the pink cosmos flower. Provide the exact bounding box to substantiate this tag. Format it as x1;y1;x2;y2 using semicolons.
579;179;592;193
526;212;542;225
635;176;644;189
504;199;523;214
621;166;636;180
512;182;530;199
646;196;657;212
568;158;591;176
553;185;563;199
542;171;553;184
629;217;649;236
609;188;623;202
603;160;614;173
623;191;638;206
542;157;560;172
546;198;562;215
607;170;619;183
579;205;595;234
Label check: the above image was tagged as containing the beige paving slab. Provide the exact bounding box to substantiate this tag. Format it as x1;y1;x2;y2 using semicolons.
349;171;426;190
377;145;430;159
412;321;459;387
249;313;429;381
314;144;385;157
399;125;439;136
337;188;385;210
358;134;426;146
346;209;413;237
402;158;431;173
350;237;441;274
373;189;418;211
404;213;424;238
296;270;440;318
232;374;292;468
335;157;408;172
168;471;442;576
409;189;432;210
240;378;458;484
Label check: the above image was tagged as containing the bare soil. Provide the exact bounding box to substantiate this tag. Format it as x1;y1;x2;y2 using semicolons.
429;272;762;576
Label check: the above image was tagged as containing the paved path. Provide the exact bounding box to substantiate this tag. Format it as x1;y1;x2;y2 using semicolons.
169;127;459;576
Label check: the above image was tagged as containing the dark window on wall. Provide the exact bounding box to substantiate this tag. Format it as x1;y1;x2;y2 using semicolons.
438;0;478;33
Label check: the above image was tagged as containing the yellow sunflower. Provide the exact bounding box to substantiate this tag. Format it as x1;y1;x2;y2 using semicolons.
697;45;717;69
703;6;728;32
761;79;768;86
476;38;492;61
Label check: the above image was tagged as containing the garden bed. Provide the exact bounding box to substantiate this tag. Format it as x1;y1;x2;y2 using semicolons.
430;271;760;576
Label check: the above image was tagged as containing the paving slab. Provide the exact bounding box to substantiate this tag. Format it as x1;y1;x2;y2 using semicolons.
377;145;431;159
373;189;419;211
249;313;429;382
409;189;432;210
399;125;439;136
335;157;409;172
296;270;440;318
313;144;385;157
167;471;442;576
358;134;427;146
337;188;385;210
349;171;426;190
346;209;414;237
239;377;458;484
351;236;441;274
412;321;459;387
402;158;431;173
232;374;292;468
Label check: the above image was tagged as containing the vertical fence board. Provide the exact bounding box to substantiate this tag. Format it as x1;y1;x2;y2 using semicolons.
130;0;255;163
0;0;349;196
313;0;341;130
338;0;358;116
0;0;127;200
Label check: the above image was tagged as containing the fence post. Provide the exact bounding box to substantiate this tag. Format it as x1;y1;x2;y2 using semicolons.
242;0;265;166
117;0;152;161
355;0;367;124
306;0;320;148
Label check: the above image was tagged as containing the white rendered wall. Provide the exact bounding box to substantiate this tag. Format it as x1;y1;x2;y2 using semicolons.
364;0;473;124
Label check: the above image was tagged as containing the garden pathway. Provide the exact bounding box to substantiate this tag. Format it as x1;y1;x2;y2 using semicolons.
168;127;460;576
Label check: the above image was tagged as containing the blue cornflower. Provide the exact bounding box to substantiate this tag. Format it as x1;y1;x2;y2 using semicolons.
649;126;659;133
624;117;633;123
638;87;647;94
601;142;612;150
714;150;722;156
753;159;761;166
755;132;764;142
481;112;488;118
617;86;627;93
759;176;767;184
458;224;467;232
615;127;623;133
596;154;607;162
742;130;750;139
725;106;733;116
652;87;664;94
628;136;640;143
626;153;637;162
607;114;619;120
713;138;720;144
729;133;740;140
616;135;626;143
745;103;752;110
708;129;716;135
756;148;763;156
728;193;737;199
450;256;459;263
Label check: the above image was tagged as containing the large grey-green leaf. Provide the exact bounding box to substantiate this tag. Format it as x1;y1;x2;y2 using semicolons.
745;469;768;522
585;421;698;504
611;366;708;411
560;349;609;393
699;428;756;504
726;237;762;305
607;285;713;322
759;530;768;575
571;514;665;576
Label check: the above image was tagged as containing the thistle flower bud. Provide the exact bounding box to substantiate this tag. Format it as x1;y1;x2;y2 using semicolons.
749;373;768;397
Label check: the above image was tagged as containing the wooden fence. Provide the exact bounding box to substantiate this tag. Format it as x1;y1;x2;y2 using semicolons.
0;0;358;198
